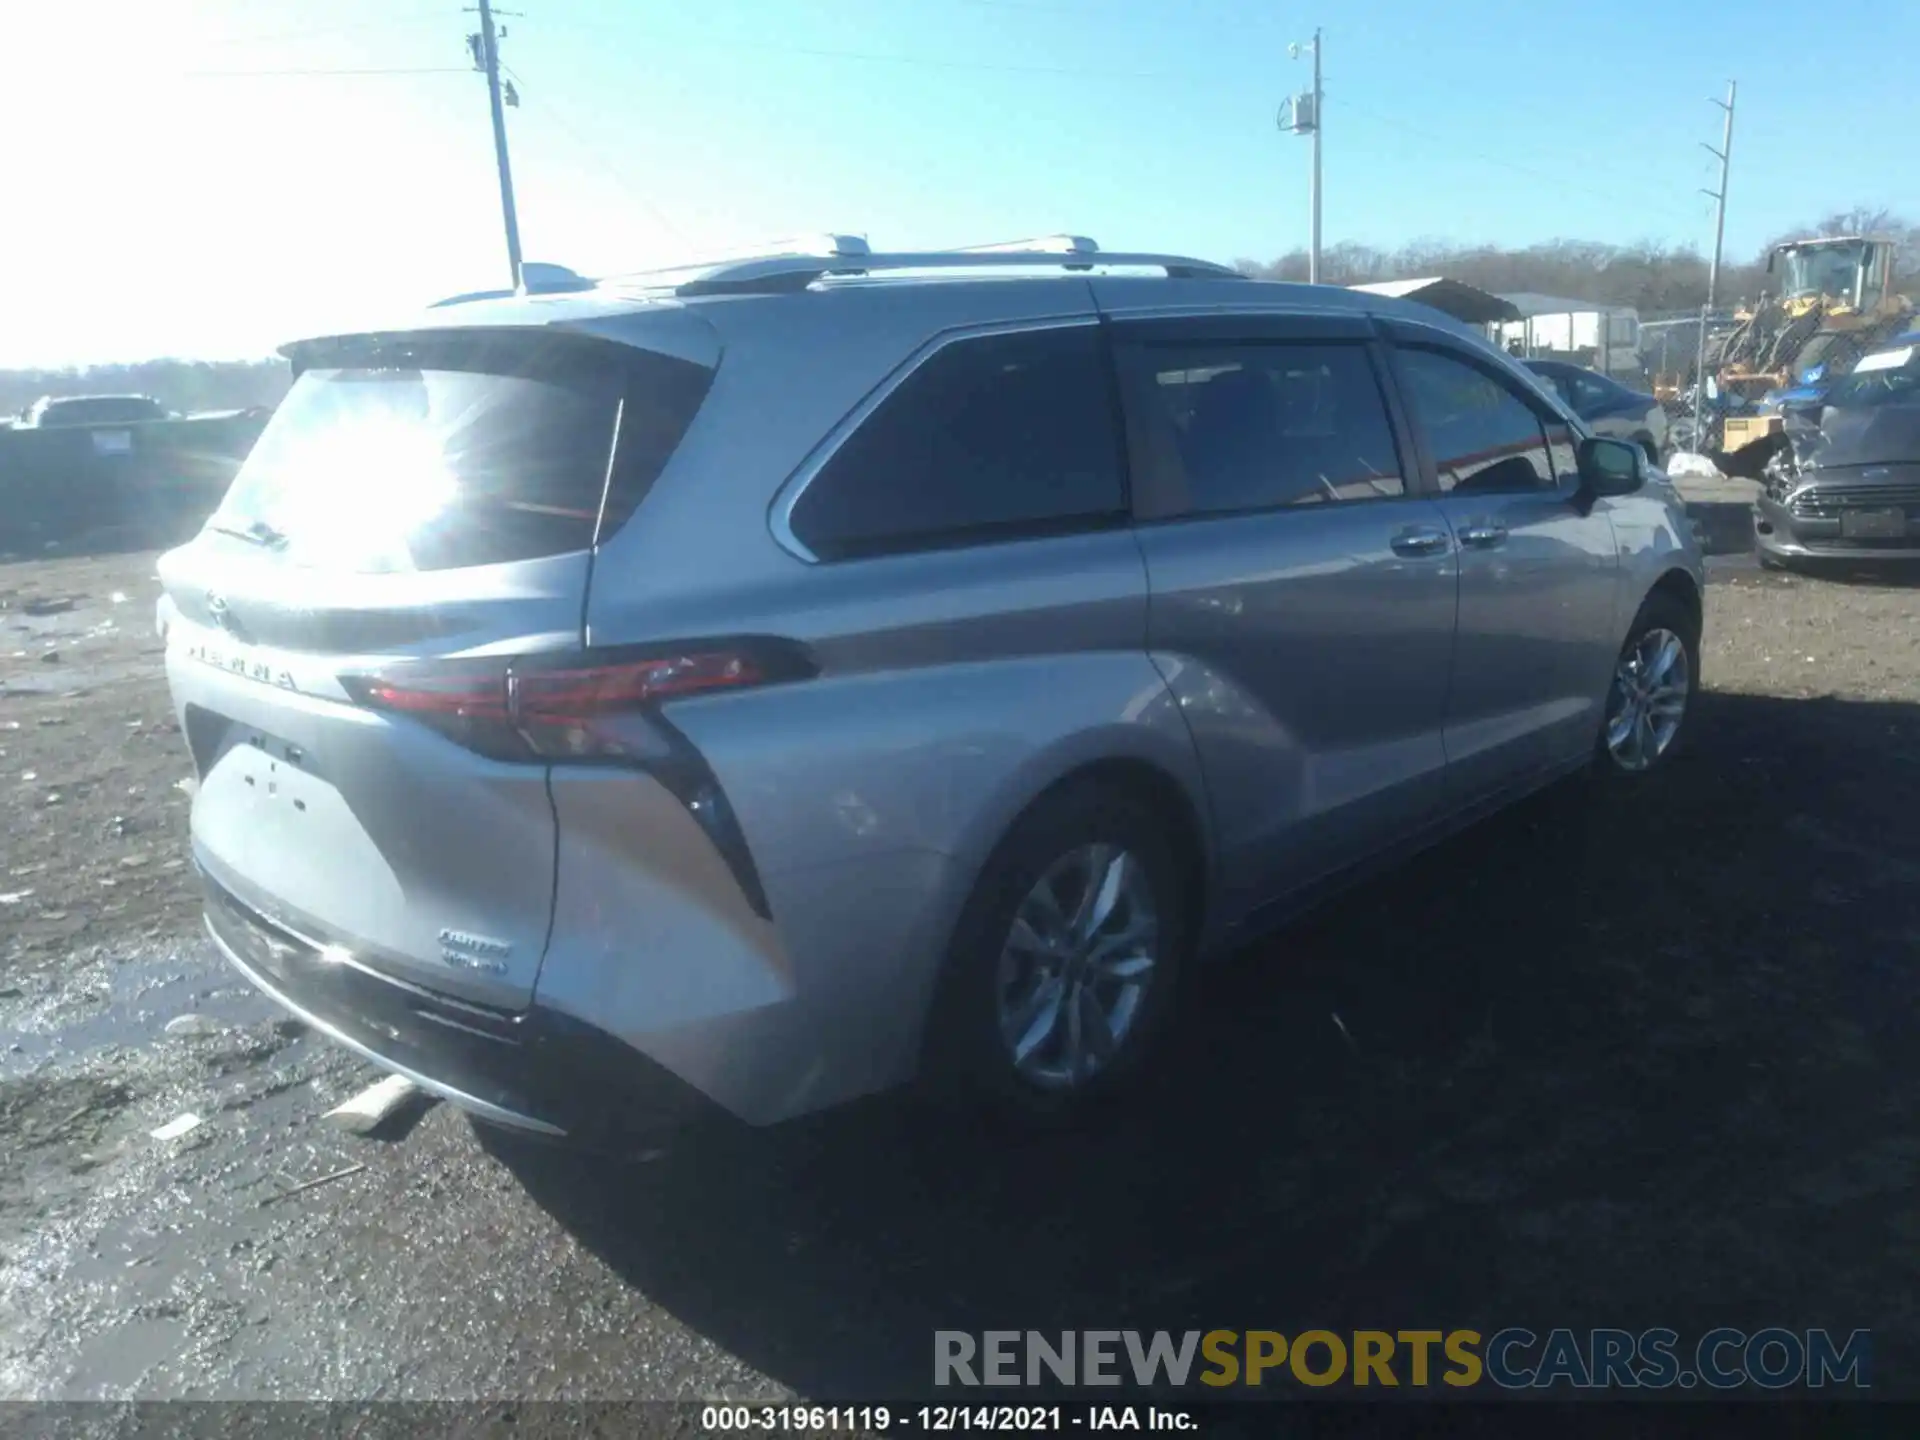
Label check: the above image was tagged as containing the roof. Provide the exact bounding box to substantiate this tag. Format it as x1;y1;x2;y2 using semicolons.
1349;277;1519;325
1498;292;1637;320
300;237;1511;358
1775;233;1897;249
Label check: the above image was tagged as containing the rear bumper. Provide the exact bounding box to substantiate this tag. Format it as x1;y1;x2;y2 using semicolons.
201;870;728;1142
1753;495;1920;563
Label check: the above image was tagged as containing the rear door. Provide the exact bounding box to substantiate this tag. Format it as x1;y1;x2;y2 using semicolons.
157;325;717;1010
1382;327;1621;798
1111;312;1459;919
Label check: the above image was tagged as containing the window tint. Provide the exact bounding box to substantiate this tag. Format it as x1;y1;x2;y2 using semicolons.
1132;342;1406;514
788;325;1126;561
1397;347;1558;495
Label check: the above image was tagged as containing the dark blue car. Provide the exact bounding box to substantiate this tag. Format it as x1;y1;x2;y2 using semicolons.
1524;360;1668;461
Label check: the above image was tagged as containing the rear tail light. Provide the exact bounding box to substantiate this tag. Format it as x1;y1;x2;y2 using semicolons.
339;639;813;763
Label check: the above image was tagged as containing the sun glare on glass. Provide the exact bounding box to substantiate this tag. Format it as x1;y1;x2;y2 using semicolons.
271;412;457;568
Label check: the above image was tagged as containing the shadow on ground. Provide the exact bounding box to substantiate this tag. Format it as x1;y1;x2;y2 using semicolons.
485;689;1920;1400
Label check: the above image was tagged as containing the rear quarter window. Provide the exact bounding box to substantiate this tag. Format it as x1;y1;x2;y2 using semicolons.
786;323;1127;561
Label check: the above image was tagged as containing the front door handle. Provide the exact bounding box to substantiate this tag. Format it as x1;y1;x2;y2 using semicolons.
1390;526;1452;558
1458;522;1509;550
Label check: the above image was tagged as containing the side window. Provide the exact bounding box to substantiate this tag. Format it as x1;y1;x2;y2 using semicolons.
1129;341;1407;515
788;325;1125;562
1396;347;1560;495
1569;372;1613;413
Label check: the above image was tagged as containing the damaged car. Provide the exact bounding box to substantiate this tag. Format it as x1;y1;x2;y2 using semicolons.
1755;338;1920;568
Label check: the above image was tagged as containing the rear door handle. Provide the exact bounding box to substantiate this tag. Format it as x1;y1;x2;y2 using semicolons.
1390;526;1452;558
1459;522;1509;550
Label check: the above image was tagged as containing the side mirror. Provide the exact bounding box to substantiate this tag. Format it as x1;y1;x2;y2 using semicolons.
1576;435;1644;501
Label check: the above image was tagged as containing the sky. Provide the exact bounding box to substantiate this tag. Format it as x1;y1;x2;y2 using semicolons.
6;0;1917;367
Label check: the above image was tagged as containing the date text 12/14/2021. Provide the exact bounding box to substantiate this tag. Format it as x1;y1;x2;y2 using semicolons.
699;1405;1198;1432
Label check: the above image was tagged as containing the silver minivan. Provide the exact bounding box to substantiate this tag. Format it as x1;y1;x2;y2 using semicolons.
156;237;1704;1138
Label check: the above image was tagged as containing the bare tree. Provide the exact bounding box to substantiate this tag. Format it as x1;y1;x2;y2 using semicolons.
1242;212;1914;316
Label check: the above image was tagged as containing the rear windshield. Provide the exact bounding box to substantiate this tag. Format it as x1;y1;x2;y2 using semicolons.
210;339;711;572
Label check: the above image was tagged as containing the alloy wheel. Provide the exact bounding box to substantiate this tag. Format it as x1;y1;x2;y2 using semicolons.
1606;626;1690;771
994;844;1160;1091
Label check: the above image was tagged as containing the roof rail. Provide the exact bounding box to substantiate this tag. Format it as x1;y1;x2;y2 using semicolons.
429;260;595;308
953;234;1100;255
610;237;1242;298
596;234;871;290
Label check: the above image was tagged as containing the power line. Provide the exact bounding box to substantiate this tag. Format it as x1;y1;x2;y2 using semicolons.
1333;95;1702;227
538;18;1193;80
184;66;472;77
499;64;686;243
948;0;1170;15
203;9;457;49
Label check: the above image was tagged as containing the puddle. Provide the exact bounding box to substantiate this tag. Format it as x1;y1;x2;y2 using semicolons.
1;942;273;1079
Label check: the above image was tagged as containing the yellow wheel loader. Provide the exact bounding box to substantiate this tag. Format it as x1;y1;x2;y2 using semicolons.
1714;235;1912;404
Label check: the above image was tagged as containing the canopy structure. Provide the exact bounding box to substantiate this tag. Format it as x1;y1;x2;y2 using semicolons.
1350;277;1520;325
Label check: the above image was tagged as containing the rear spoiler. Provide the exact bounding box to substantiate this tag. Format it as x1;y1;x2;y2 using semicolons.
277;319;724;380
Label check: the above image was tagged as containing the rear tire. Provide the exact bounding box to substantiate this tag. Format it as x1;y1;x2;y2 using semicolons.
923;781;1192;1120
1597;592;1700;780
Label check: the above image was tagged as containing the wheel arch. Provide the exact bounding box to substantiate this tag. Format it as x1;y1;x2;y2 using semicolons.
914;738;1215;1084
1644;565;1703;639
951;737;1215;940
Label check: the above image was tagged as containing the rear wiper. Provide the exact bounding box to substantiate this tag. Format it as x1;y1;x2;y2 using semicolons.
206;518;289;550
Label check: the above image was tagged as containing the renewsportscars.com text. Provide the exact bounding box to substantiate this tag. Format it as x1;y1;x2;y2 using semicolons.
934;1328;1871;1391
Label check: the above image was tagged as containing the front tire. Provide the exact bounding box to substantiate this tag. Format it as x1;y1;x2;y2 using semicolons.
1598;593;1700;778
925;782;1192;1119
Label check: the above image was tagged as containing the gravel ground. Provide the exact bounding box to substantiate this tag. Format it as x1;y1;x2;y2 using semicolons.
2;546;1919;1406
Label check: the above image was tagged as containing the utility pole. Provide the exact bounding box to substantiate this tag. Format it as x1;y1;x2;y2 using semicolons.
1690;80;1735;446
1281;28;1323;283
468;0;524;291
